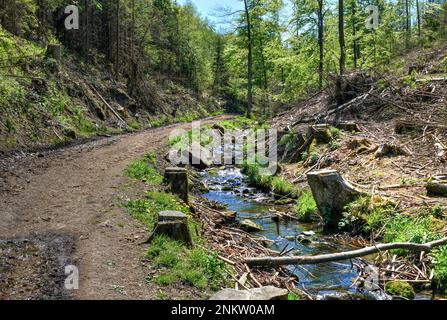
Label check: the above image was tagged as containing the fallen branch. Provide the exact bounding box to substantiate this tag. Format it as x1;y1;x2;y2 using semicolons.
245;237;447;267
91;86;128;128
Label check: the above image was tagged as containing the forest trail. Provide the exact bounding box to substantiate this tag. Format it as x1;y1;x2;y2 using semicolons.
0;115;230;300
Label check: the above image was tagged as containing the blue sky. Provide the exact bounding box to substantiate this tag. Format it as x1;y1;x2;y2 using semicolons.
178;0;243;22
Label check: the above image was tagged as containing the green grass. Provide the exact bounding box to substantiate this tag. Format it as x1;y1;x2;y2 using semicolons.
123;191;190;231
383;215;440;255
340;195;398;235
146;235;228;290
124;151;163;185
271;177;300;198
295;190;318;222
433;246;447;295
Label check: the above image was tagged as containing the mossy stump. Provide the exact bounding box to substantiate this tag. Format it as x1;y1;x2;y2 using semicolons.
310;124;332;144
148;211;193;246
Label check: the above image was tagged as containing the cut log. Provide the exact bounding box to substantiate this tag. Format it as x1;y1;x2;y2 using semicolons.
307;169;365;229
164;167;189;203
245;237;447;267
148;211;193;246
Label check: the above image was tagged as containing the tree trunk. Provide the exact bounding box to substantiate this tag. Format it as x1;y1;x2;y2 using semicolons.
338;0;346;75
416;0;422;39
317;0;324;90
243;0;253;117
245;237;447;266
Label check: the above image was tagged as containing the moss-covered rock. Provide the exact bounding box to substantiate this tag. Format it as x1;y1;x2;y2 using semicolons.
385;281;415;300
239;219;263;232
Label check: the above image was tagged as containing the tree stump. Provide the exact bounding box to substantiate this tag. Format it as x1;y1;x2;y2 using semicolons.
311;124;332;144
148;211;193;246
333;121;360;132
46;44;61;62
427;182;447;198
307;169;365;230
395;120;423;135
164;167;189;204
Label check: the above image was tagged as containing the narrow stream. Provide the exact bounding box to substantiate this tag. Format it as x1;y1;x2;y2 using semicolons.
199;166;378;299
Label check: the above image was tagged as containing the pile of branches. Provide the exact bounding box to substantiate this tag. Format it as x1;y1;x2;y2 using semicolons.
191;198;313;299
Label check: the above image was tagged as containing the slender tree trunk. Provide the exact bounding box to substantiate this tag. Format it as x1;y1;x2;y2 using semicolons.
115;0;120;76
416;0;422;39
317;0;324;90
243;0;253;117
338;0;346;75
352;0;358;69
405;0;411;47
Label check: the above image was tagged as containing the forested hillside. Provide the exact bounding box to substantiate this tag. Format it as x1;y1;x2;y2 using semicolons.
1;0;447;152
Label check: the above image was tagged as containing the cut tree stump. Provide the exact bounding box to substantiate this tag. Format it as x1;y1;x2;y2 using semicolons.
164;167;189;204
311;124;332;144
333;121;360;132
374;143;407;158
148;211;193;246
307;169;365;229
46;44;61;62
426;182;447;198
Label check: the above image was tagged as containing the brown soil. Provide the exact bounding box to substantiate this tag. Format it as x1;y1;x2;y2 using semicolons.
0;115;230;300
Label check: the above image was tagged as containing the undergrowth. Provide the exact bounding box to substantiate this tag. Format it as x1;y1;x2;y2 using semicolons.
146;235;228;291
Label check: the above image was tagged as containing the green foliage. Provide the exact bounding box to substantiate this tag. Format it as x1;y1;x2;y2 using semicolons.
123;191;189;230
295;190;318;223
385;281;415;300
146;235;227;290
433;246;447;294
271;177;300;198
340;196;398;234
124;151;163;185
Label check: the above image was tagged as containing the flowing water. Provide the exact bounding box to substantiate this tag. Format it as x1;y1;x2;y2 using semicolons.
199;166;437;300
199;166;385;299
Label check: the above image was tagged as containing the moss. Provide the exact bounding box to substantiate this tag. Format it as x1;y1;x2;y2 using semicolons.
295;190;318;222
385;281;415;300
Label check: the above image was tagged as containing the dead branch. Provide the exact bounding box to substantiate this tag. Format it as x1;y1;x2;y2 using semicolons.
245;237;447;267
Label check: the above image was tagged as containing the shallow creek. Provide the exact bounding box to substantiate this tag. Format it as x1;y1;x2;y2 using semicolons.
199;166;433;300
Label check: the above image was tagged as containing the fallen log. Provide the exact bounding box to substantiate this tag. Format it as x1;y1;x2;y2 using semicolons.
245;237;447;267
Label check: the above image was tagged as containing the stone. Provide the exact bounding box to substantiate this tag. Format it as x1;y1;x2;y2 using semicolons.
307;169;365;230
164;167;189;203
426;182;447;198
148;211;192;246
239;219;263;232
222;211;237;220
385;281;415;300
210;286;288;300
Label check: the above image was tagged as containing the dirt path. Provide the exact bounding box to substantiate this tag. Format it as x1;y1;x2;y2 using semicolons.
0;116;229;300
